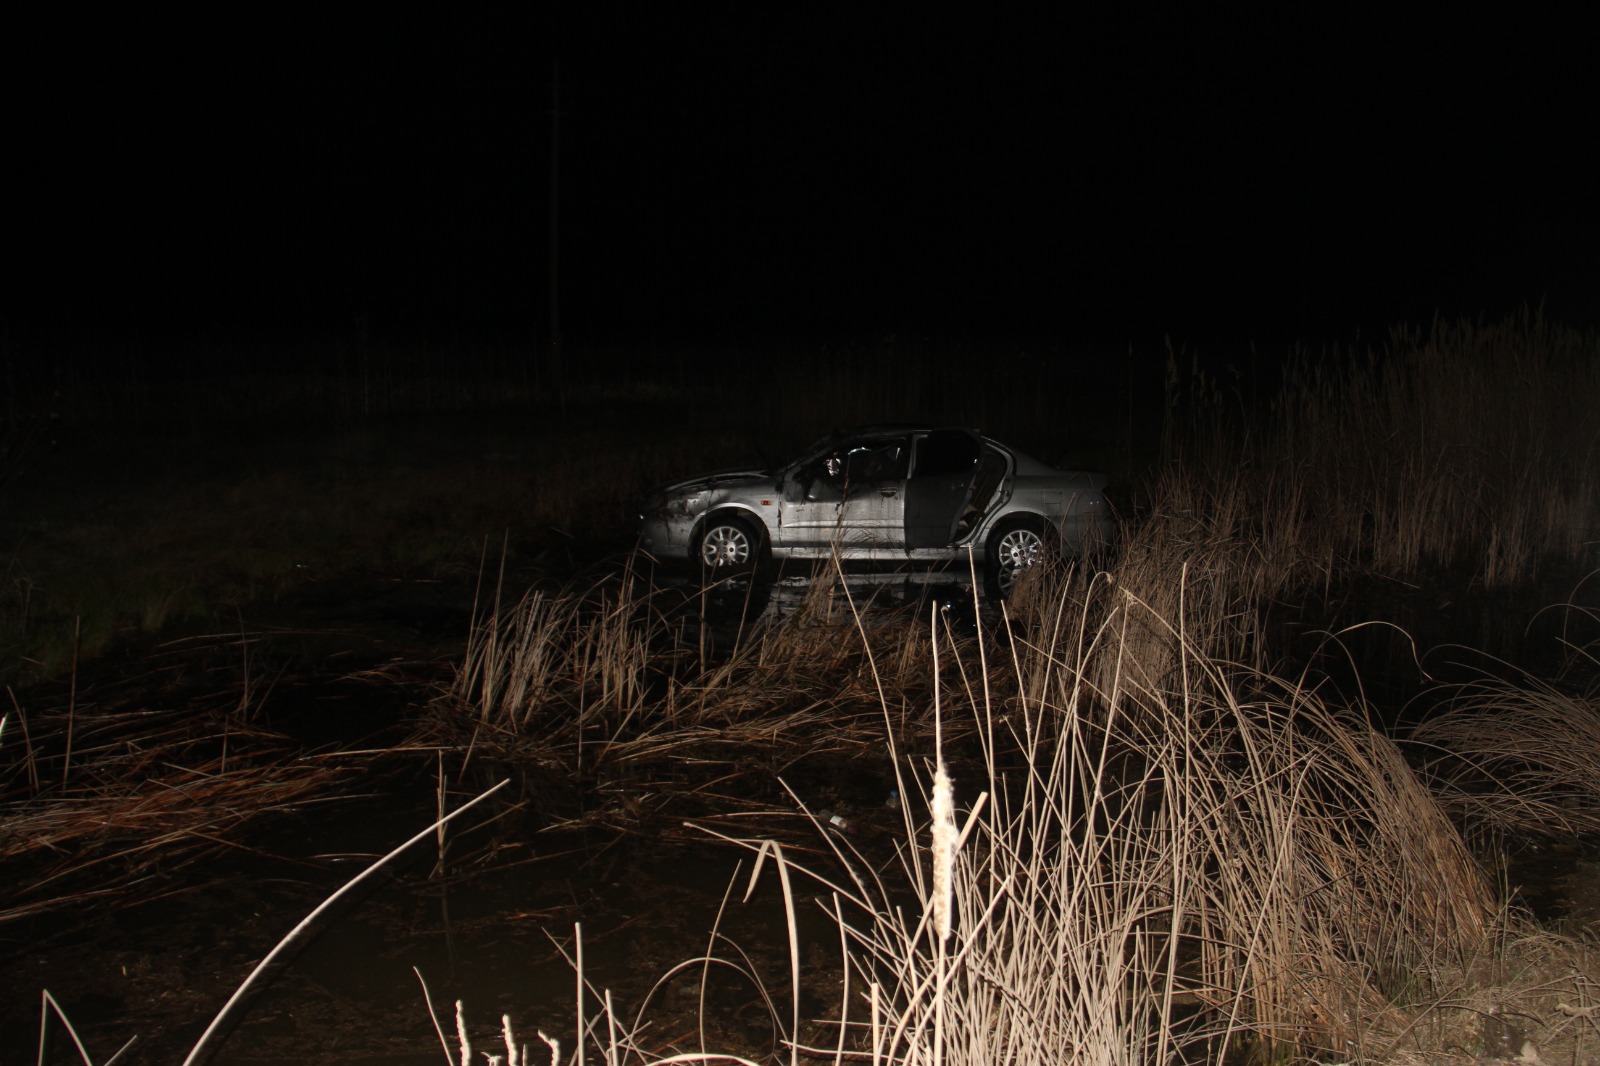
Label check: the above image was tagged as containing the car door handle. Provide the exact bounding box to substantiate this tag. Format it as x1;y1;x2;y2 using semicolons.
879;488;898;497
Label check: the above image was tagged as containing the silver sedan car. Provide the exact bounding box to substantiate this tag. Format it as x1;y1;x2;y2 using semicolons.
639;426;1115;591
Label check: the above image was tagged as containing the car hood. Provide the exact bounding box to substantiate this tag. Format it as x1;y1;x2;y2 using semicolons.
655;468;773;496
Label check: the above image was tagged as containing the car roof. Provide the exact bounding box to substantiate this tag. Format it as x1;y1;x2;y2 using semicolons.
834;424;981;440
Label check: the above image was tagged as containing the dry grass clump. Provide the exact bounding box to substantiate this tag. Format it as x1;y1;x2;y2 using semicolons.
0;698;352;924
452;572;658;732
435;563;964;833
989;571;1600;1063
1001;511;1280;727
760;580;1495;1064
1411;670;1600;839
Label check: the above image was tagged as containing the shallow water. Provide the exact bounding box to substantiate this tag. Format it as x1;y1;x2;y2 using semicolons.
10;778;866;1064
3;568;923;1063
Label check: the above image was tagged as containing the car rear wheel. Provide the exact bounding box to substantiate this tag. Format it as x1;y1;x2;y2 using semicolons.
697;514;764;581
986;516;1052;596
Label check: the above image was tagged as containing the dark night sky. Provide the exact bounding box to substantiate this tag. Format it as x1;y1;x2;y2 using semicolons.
4;8;1595;352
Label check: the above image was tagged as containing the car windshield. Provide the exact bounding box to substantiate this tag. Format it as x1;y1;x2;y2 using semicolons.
791;434;843;466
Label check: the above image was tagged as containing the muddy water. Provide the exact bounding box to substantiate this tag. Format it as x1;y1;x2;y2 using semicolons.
215;817;833;1063
1262;562;1600;721
658;567;990;644
2;570;923;1065
9;771;874;1064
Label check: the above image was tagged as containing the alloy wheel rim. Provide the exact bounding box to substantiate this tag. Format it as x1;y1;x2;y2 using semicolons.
702;526;751;567
996;528;1042;589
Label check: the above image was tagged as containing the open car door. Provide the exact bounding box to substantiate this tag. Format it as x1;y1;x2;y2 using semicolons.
903;429;987;549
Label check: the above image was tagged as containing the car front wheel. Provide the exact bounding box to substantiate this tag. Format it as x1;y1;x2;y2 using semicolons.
697;514;764;580
986;516;1052;596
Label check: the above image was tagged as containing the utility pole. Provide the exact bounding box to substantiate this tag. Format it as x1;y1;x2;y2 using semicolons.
547;57;564;406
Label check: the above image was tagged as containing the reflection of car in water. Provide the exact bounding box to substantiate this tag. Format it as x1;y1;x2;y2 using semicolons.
638;426;1116;593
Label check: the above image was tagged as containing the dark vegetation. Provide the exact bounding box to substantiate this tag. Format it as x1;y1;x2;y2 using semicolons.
0;326;1150;684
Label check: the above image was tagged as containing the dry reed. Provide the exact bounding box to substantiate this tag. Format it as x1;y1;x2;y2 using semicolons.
1162;309;1600;594
736;574;1496;1063
434;563;966;837
1412;671;1600;839
446;566;1591;1064
0;700;354;924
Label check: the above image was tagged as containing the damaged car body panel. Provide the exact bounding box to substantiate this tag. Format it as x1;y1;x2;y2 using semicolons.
638;426;1115;591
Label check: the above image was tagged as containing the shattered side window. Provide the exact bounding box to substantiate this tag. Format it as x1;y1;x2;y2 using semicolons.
798;455;844;500
844;440;909;483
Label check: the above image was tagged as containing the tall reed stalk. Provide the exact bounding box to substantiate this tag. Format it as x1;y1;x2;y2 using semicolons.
1163;308;1600;592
